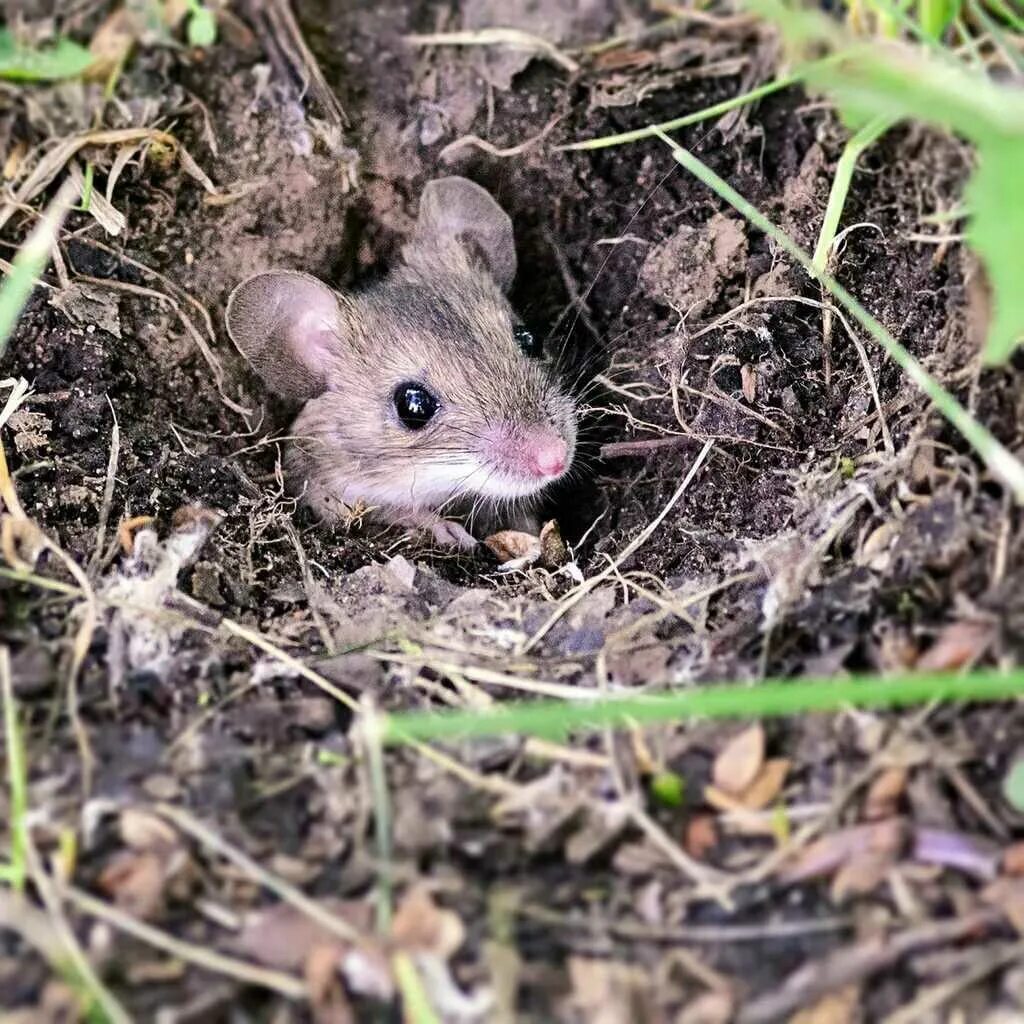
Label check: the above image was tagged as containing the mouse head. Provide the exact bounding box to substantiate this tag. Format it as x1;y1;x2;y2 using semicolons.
226;177;576;513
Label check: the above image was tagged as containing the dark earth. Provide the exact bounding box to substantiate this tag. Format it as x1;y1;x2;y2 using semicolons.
3;1;1024;1021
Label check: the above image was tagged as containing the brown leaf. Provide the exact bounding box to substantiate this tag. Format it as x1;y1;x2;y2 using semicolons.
306;943;355;1024
736;758;790;810
830;851;894;902
780;819;909;884
915;620;995;671
231;900;372;973
982;877;1024;934
539;518;568;567
3;140;26;181
483;529;541;565
390;886;464;959
97;850;166;920
1003;842;1024;877
677;989;734;1024
87;9;136;82
120;808;179;853
712;724;765;795
789;985;860;1024
684;815;719;860
864;768;908;821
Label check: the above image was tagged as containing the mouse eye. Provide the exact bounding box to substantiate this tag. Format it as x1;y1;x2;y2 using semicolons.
513;324;542;358
393;382;439;430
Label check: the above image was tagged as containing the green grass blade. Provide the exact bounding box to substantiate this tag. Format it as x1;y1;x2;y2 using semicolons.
812;114;896;273
393;953;443;1024
984;0;1024;30
381;667;1024;744
0;30;93;82
918;0;961;36
0;178;78;360
655;131;1024;499
1;648;27;892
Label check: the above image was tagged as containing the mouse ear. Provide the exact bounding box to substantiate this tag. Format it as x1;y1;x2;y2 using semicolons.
409;176;517;292
226;271;346;401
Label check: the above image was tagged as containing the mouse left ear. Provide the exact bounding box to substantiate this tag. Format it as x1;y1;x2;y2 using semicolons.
226;271;348;401
408;176;517;292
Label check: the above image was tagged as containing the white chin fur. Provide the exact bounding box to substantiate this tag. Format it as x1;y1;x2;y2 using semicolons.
362;458;557;510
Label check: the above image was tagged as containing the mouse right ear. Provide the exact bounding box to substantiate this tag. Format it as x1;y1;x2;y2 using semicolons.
409;177;517;293
226;271;346;402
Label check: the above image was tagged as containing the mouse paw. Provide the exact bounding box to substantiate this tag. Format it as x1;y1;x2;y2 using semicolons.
430;519;478;549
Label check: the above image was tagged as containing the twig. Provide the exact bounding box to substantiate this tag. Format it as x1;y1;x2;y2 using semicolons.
601;435;697;459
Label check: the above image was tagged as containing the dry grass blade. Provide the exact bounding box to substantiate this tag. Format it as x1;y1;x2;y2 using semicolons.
220;617;360;713
0;127;219;235
405;28;580;73
366;650;591;701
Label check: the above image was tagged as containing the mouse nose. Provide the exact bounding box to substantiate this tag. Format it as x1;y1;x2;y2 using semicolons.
531;438;568;479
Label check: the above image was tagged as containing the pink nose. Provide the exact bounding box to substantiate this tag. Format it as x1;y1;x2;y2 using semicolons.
531;438;568;478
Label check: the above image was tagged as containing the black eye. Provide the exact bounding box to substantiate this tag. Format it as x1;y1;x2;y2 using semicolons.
513;324;542;358
393;382;439;429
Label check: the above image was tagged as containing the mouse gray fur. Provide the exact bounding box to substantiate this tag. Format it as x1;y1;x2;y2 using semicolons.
225;177;577;548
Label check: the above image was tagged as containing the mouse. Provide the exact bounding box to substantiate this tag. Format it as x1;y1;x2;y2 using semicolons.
225;176;577;549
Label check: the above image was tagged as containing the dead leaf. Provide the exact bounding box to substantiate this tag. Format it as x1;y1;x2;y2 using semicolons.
982;877;1024;934
3;139;26;180
97;850;167;920
736;758;790;810
915;620;995;671
390;886;464;959
864;768;908;821
677;989;734;1024
484;529;541;565
789;985;860;1024
231;900;373;973
780;819;909;884
120;808;179;853
306;943;355;1024
87;8;136;81
712;724;765;795
684;815;718;860
830;851;894;902
539;519;568;567
1003;842;1024;877
97;808;190;919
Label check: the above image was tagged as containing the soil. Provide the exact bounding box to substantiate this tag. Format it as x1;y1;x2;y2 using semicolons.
3;2;1024;1022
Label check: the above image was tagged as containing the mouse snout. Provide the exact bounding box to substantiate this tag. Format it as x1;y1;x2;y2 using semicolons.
529;437;569;479
485;423;571;487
